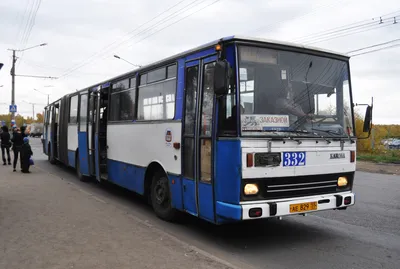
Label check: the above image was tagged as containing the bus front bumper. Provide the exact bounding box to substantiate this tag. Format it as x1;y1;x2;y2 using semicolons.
216;192;355;221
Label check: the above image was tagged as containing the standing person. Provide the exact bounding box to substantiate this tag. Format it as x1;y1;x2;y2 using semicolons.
21;137;33;173
1;126;12;165
11;127;24;172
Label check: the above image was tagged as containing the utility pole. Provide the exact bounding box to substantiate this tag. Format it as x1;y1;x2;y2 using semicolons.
11;50;16;119
8;43;48;121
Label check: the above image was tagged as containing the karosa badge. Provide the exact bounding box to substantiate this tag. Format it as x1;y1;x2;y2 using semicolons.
330;153;345;159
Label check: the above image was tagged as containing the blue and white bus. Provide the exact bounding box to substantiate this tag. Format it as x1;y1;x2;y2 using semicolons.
42;36;372;224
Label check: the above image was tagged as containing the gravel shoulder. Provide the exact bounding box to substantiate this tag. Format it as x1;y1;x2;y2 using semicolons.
357;161;400;175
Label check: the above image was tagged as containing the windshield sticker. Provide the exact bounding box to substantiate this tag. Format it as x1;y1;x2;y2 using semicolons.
241;115;290;131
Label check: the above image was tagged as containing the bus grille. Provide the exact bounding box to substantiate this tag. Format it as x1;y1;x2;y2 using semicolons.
242;173;354;201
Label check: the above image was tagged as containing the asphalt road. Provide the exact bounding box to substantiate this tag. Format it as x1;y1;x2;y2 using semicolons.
29;138;400;269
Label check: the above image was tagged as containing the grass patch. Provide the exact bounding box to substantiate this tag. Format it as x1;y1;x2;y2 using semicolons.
357;151;400;163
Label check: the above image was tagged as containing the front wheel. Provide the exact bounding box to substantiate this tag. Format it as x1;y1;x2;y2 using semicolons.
150;172;177;221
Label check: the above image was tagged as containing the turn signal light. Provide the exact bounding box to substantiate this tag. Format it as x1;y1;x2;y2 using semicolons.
249;208;263;218
344;196;352;205
246;153;253;167
350;151;355;163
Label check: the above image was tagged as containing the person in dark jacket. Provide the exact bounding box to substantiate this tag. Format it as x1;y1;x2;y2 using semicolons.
11;127;24;172
21;137;33;173
1;126;12;165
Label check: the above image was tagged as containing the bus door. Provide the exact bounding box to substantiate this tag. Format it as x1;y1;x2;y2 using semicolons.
78;93;90;176
88;90;100;181
182;56;217;222
51;102;60;160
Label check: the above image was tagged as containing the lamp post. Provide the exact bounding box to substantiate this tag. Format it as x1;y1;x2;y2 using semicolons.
8;43;47;119
34;88;51;105
113;55;142;68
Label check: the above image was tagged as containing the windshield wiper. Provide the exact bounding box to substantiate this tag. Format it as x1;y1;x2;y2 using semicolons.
311;128;342;136
312;128;355;144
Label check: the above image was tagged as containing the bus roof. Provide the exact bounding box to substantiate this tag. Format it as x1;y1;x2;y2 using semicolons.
45;35;349;107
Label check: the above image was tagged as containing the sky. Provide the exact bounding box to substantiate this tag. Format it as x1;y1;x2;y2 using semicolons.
0;0;399;124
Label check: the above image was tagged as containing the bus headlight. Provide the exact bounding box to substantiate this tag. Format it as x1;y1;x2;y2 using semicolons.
244;184;259;195
337;177;348;187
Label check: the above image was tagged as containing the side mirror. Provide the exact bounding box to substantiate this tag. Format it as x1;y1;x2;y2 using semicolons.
363;105;372;133
213;60;230;96
355;97;373;139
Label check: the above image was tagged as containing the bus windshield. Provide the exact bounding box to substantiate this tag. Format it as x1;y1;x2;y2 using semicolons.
238;46;354;138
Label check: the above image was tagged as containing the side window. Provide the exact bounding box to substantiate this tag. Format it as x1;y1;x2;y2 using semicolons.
200;62;215;136
137;64;177;120
183;65;199;179
69;95;78;123
79;94;88;131
109;78;136;121
218;66;237;136
200;62;215;183
44;108;48;124
49;107;53;124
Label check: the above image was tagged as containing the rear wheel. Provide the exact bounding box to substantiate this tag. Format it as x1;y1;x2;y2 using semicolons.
150;172;177;221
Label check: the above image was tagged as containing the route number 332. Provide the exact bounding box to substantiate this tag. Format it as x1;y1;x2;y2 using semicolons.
283;152;306;167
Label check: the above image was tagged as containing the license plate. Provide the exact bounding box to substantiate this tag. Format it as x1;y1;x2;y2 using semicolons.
289;201;318;213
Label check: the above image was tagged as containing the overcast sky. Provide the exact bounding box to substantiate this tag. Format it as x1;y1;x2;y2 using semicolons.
0;0;399;124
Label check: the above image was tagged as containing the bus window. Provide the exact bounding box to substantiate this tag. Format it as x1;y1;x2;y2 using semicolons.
137;66;177;121
69;95;79;123
79;94;88;131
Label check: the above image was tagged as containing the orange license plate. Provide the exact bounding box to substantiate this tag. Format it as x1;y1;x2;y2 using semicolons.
289;201;318;213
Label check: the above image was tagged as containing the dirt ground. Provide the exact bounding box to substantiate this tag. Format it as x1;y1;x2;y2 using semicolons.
357;161;400;175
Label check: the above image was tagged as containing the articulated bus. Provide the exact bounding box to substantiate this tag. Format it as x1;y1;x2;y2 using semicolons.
42;36;373;224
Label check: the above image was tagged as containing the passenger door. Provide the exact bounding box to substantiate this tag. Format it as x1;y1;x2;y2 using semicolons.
182;56;217;222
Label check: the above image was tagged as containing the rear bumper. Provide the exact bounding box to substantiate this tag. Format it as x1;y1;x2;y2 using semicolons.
216;192;355;221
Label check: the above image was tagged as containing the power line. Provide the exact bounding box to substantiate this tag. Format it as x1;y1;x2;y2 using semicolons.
17;0;42;68
126;0;222;49
304;19;398;44
60;0;221;79
346;38;400;54
292;10;400;44
350;44;400;57
58;0;192;78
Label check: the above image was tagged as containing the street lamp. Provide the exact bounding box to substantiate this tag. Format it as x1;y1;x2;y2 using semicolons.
8;42;48;120
113;55;142;68
22;100;46;120
34;88;50;105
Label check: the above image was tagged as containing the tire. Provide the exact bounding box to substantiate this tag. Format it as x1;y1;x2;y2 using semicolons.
76;155;89;182
150;172;177;221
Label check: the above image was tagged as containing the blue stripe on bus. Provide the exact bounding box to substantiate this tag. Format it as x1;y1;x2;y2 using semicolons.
216;201;242;223
107;159;145;194
185;47;216;62
78;132;90;176
175;58;185;120
107;159;184;211
214;139;242;205
167;174;183;211
198;182;214;222
182;178;197;216
68;150;76;168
